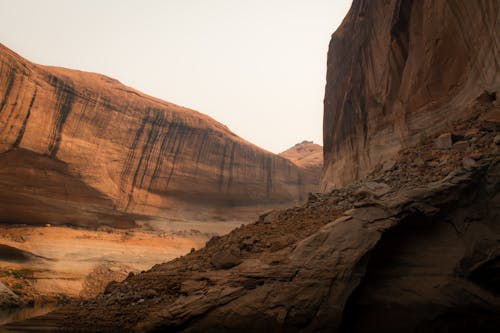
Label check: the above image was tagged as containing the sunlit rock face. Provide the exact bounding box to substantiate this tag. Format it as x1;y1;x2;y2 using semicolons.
0;44;314;226
279;140;323;193
322;0;499;190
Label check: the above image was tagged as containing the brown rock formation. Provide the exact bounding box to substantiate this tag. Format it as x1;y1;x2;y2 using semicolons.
9;103;499;332
5;1;500;331
279;141;322;170
0;44;314;226
322;0;499;189
280;141;323;192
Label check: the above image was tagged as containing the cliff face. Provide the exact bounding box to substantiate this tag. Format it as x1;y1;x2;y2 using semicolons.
279;141;323;192
0;44;312;226
322;0;499;189
6;1;500;331
12;102;499;332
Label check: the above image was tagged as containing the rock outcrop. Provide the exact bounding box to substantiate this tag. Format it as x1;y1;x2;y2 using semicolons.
322;0;499;189
8;102;499;332
0;44;314;226
4;1;500;332
279;141;323;192
0;281;22;309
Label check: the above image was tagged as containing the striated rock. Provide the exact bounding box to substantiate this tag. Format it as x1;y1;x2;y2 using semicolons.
0;44;316;226
9;119;499;332
322;0;499;189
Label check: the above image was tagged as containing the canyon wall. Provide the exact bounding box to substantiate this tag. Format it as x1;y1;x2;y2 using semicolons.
322;0;499;189
0;44;313;226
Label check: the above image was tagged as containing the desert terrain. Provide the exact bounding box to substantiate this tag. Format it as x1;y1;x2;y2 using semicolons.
0;222;217;307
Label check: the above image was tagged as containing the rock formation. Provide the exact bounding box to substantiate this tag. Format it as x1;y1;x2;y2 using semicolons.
322;0;499;189
279;141;323;192
4;0;500;331
0;44;314;226
0;281;22;309
8;100;499;332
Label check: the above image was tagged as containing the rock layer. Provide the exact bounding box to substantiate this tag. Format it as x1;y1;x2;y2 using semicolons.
322;0;499;189
0;44;313;226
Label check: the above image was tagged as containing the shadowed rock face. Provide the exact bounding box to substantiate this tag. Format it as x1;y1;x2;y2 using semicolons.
0;44;314;226
322;0;499;189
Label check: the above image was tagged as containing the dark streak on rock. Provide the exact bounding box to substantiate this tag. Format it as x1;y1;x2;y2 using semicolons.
218;140;229;191
266;156;273;198
194;131;209;174
0;66;15;114
12;87;37;148
164;123;183;191
226;142;236;191
47;74;75;157
121;113;148;207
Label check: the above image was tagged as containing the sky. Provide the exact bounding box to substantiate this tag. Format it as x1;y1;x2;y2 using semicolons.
0;0;352;153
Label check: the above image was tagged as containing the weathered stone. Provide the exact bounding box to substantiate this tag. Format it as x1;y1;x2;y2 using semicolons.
435;133;453;149
0;43;317;227
211;250;242;270
494;135;500;145
0;281;21;309
322;0;499;189
462;157;478;170
452;140;469;151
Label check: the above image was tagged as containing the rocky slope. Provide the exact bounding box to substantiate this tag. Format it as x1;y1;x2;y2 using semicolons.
279;141;323;192
0;44;314;226
322;0;499;189
4;1;500;331
8;100;499;332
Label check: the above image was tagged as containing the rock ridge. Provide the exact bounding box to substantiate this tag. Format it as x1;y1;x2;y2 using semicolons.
0;43;316;226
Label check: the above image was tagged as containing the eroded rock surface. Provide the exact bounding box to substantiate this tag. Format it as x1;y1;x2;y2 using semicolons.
9;106;499;332
0;281;22;309
0;44;314;226
322;0;499;189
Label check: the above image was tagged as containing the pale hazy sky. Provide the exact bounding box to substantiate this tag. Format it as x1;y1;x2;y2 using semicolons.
0;0;352;153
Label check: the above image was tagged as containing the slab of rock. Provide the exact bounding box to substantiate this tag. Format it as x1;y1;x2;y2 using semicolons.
452;140;469;151
435;133;453;149
211;250;242;270
0;281;21;309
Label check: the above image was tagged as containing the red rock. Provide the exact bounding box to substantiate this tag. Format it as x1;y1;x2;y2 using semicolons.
0;44;315;226
322;0;499;190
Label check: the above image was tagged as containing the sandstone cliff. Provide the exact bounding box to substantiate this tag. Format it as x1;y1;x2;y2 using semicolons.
10;100;499;332
279;141;323;192
322;0;499;189
0;44;313;226
4;1;500;331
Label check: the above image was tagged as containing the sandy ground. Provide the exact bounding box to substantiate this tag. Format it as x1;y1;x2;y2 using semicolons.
0;222;225;300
